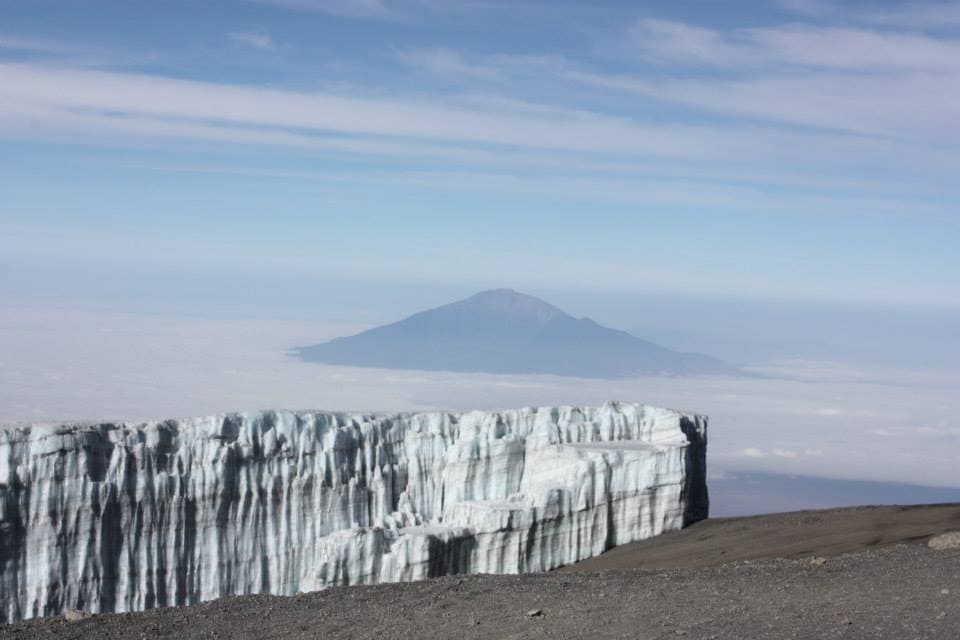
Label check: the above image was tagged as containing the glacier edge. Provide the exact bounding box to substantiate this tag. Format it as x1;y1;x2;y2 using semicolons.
0;402;707;622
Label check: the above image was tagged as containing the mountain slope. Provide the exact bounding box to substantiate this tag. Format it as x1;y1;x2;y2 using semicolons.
293;289;736;377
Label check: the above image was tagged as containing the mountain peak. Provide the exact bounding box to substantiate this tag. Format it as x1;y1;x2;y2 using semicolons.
294;289;736;378
454;289;564;325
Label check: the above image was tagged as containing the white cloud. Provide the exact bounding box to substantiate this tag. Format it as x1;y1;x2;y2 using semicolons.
777;0;835;16
0;62;659;155
915;425;949;435
814;408;844;416
249;0;509;20
228;30;274;50
2;305;959;488
574;19;960;144
0;59;955;230
779;0;960;29
771;448;800;458
396;48;503;79
571;68;960;143
628;19;960;72
0;35;81;54
736;447;818;460
0;61;892;163
749;24;960;71
861;2;960;28
251;0;398;19
628;19;757;67
4;58;958;183
0;34;150;67
2;15;958;223
397;49;572;85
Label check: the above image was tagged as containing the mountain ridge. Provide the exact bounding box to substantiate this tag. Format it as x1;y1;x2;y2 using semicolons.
293;289;737;378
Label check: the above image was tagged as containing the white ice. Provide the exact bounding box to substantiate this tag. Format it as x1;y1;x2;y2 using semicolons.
0;402;707;622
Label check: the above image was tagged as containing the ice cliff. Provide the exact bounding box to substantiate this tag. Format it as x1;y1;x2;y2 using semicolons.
0;402;708;622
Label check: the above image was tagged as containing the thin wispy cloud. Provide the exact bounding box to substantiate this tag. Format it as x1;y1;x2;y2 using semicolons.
628;19;960;71
777;0;835;16
863;2;960;28
397;48;571;83
250;0;400;19
2;8;956;184
1;1;959;310
3;59;956;172
1;2;958;508
0;34;81;54
0;33;134;63
571;17;960;145
228;30;275;50
0;62;854;161
0;62;714;156
627;19;756;67
396;48;503;79
570;70;959;142
0;33;156;68
249;0;516;20
779;0;960;27
0;53;955;227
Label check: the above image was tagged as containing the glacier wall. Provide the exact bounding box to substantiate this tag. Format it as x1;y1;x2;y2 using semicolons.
0;402;707;622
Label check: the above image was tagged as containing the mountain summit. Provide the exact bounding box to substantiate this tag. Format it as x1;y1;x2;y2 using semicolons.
452;288;564;324
293;289;736;377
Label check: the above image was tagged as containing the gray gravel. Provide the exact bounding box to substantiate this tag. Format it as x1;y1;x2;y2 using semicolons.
565;503;960;571
3;544;959;639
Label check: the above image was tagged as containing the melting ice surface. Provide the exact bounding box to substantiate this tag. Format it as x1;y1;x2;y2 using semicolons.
0;402;708;622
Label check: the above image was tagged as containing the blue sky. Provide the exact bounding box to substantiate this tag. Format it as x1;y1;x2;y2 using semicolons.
1;0;959;313
2;2;960;493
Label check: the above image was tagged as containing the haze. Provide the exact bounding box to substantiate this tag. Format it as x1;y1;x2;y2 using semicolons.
1;0;958;513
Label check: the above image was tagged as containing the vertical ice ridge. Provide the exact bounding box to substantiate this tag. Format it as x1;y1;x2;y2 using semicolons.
0;402;707;622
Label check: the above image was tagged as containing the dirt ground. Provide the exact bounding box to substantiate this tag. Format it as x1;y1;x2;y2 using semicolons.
564;503;960;571
4;504;960;640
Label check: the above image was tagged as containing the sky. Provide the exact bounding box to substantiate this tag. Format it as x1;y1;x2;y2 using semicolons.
2;306;959;515
1;1;959;507
1;0;959;313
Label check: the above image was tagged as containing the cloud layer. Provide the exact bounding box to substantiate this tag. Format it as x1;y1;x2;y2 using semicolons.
1;1;958;307
2;4;957;204
2;307;958;490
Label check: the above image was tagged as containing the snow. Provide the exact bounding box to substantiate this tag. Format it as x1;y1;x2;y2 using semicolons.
0;402;708;622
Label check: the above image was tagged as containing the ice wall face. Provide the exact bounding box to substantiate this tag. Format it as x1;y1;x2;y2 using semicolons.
0;402;707;622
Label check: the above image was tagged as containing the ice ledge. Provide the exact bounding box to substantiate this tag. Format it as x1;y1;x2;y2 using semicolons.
0;401;708;622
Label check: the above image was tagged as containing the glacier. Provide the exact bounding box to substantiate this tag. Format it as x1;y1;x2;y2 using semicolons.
0;402;708;623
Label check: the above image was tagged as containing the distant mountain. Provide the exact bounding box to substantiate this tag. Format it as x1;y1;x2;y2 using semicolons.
293;289;737;378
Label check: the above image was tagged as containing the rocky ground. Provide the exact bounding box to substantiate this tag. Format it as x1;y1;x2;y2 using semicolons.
565;503;960;571
4;504;960;640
